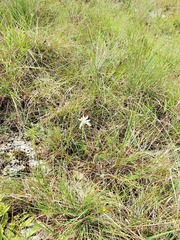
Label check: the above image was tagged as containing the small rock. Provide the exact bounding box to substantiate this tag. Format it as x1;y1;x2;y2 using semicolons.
0;136;37;176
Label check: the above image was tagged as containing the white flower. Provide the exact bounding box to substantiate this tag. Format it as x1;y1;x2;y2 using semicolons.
79;115;91;129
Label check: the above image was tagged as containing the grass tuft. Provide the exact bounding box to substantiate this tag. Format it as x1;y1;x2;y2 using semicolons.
0;0;179;239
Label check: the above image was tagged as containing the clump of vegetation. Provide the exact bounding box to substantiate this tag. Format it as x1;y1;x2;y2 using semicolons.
0;0;179;239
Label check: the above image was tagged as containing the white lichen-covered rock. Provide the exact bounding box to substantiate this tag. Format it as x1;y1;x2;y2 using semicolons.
5;220;50;240
149;11;166;18
0;135;50;176
21;223;49;240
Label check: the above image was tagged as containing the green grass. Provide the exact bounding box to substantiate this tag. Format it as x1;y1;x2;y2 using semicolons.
0;0;179;239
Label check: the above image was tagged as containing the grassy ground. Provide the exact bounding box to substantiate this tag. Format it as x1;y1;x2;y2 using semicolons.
0;0;179;239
